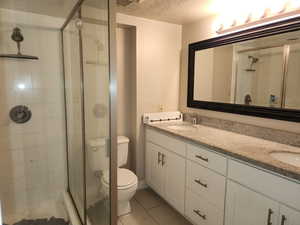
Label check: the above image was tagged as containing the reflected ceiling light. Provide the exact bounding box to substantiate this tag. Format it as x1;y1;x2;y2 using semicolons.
17;83;26;90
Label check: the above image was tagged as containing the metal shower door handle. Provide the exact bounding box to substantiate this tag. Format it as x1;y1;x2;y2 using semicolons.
0;200;3;225
158;152;162;165
267;208;274;225
162;154;165;166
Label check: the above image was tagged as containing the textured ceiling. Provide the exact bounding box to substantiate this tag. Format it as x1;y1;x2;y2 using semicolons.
0;0;214;24
0;0;78;18
117;0;215;25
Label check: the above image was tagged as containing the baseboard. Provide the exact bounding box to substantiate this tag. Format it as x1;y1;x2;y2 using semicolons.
138;180;148;190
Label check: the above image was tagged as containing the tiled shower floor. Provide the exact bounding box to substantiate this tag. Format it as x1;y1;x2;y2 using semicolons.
4;217;69;225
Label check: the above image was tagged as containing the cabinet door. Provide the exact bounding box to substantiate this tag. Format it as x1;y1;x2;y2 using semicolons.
145;141;153;186
279;205;300;225
145;142;165;196
225;181;279;225
163;150;186;214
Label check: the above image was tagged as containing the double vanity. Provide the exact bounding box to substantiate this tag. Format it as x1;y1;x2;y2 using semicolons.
145;122;300;225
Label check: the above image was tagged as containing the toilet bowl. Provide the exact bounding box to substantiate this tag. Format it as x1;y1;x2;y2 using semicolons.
102;168;138;216
87;136;138;216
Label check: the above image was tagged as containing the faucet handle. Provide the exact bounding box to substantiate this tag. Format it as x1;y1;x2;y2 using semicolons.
192;117;197;125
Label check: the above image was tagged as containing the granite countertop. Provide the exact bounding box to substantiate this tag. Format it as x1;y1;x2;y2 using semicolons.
145;122;300;182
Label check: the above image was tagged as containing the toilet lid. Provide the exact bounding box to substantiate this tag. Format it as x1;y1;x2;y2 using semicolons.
103;168;137;188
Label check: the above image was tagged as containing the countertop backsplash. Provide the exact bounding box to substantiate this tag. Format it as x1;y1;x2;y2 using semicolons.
183;113;300;148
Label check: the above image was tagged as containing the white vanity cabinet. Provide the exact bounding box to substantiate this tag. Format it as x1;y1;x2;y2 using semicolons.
185;144;227;225
145;130;186;214
225;181;300;225
145;128;227;225
225;180;280;225
145;127;300;225
226;160;300;225
145;142;166;195
280;205;300;225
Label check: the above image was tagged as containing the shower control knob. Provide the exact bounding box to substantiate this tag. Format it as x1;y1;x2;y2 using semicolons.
75;19;83;29
9;105;32;124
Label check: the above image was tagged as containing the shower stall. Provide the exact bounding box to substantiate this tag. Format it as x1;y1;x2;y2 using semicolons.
235;43;300;109
0;1;116;225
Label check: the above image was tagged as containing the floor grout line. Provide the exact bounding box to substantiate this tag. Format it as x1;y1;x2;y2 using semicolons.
133;193;162;225
135;190;193;225
133;196;163;211
134;190;173;225
117;218;123;225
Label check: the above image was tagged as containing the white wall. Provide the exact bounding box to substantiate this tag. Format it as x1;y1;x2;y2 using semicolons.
117;13;182;179
180;15;300;133
117;26;136;170
0;9;66;224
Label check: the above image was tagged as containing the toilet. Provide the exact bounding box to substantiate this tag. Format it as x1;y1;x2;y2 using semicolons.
87;136;138;216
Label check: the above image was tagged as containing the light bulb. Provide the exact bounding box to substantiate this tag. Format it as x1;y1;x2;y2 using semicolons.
288;0;300;9
269;0;287;14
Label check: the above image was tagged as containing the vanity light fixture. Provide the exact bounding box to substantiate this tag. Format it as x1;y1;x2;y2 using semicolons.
216;0;300;34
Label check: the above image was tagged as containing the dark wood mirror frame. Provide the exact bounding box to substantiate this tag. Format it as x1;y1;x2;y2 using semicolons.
187;17;300;123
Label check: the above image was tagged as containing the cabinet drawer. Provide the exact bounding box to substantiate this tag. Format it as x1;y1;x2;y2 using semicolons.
228;159;300;210
187;143;227;175
186;161;226;210
146;128;186;157
185;190;224;225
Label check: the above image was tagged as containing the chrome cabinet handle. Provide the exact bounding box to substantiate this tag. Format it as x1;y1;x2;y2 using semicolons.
267;209;274;225
194;179;208;188
162;154;165;166
195;155;208;162
193;210;206;220
158;152;162;165
281;215;286;225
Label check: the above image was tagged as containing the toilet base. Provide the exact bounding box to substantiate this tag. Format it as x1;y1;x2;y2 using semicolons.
118;201;131;216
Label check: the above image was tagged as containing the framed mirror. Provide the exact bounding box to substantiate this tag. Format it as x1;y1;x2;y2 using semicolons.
188;17;300;122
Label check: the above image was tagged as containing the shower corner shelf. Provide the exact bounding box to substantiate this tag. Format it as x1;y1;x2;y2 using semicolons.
0;54;39;60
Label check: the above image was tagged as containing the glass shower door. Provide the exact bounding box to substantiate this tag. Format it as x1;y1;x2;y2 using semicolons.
81;1;111;225
62;0;116;225
63;11;86;223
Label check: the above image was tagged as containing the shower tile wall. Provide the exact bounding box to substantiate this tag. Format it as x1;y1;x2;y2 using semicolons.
0;12;66;224
236;48;283;107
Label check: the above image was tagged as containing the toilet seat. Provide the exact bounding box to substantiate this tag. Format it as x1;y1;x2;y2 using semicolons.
102;168;138;190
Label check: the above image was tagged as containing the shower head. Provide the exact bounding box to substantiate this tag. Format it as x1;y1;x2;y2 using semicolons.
245;55;259;72
248;55;259;63
0;27;38;60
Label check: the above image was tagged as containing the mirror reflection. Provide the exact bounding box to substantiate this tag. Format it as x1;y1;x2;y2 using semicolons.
193;30;300;110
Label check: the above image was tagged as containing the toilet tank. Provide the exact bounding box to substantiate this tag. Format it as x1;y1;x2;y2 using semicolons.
87;136;130;172
87;138;109;172
118;136;130;167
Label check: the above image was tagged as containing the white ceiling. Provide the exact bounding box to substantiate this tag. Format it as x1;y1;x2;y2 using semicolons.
0;0;215;24
117;0;216;25
0;0;78;18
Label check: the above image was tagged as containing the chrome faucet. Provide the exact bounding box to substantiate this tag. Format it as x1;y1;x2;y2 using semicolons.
192;117;197;125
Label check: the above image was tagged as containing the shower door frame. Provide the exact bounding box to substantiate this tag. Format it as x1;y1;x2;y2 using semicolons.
60;1;118;225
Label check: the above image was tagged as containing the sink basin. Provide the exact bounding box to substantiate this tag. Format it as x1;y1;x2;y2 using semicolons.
270;152;300;167
167;124;196;131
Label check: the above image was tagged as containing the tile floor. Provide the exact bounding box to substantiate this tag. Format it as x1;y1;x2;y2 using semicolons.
118;188;192;225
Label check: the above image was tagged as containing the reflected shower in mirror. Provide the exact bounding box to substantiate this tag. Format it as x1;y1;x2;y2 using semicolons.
192;30;300;110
